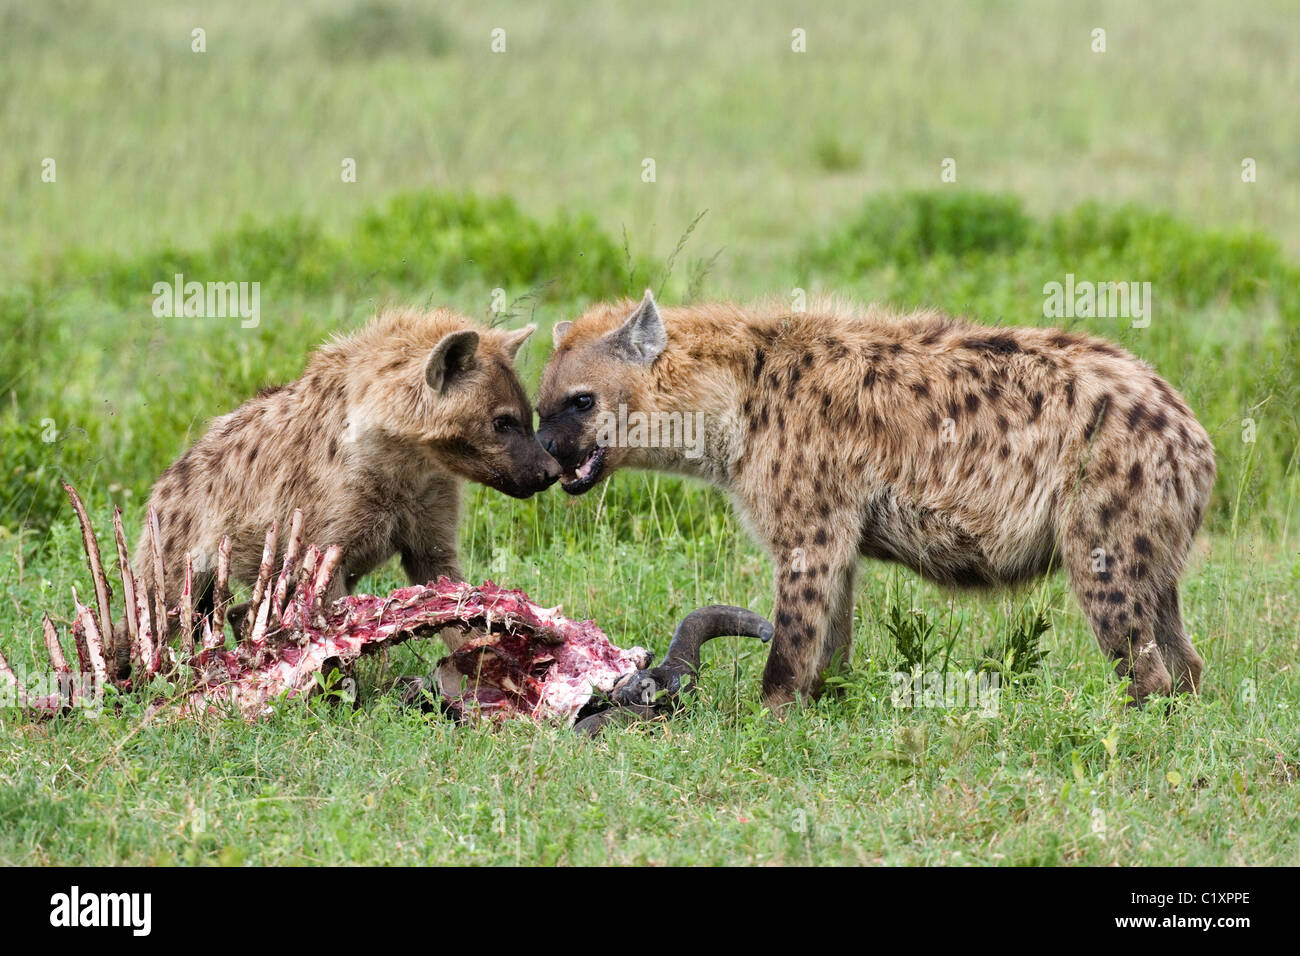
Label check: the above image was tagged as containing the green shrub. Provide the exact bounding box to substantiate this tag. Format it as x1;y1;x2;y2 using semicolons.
90;218;345;307
73;191;639;312
350;192;634;300
1045;201;1293;311
812;134;862;173
0;416;95;532
312;2;454;60
803;191;1033;273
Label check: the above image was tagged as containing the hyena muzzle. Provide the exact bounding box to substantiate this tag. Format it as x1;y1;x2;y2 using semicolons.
537;292;1216;708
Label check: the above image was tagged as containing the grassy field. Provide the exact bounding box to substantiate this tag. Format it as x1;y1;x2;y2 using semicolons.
1;1;1298;865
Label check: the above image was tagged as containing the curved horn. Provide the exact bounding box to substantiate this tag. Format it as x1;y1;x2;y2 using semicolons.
607;605;773;710
661;605;773;676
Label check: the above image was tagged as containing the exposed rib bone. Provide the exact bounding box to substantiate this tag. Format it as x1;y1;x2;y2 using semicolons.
112;508;139;658
0;644;28;707
148;509;168;644
42;613;70;674
72;589;109;688
249;585;273;646
245;520;278;639
293;546;320;615
180;553;195;657
70;607;91;675
134;579;156;677
212;535;232;634
273;509;304;619
312;546;342;607
64;483;116;671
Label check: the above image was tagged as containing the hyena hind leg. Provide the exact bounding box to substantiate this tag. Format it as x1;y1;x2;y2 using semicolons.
1153;585;1203;694
1063;542;1172;705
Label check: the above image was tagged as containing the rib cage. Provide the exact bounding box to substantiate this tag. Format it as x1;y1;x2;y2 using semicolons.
0;484;648;724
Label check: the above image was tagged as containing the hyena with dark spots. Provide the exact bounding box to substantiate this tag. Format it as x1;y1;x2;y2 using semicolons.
122;308;559;669
537;292;1215;708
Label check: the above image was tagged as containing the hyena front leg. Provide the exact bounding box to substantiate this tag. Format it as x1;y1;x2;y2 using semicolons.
402;543;471;652
762;529;858;710
1153;585;1203;694
400;546;462;590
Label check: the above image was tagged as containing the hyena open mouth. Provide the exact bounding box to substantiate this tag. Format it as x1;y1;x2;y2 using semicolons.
559;446;606;495
0;485;768;733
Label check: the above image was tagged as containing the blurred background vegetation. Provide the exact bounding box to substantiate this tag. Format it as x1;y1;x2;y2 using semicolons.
2;0;1297;554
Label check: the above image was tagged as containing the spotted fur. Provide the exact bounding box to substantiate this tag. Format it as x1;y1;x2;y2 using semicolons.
131;308;558;658
537;293;1215;708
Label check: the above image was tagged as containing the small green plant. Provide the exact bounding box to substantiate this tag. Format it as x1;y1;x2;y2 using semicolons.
978;610;1051;685
312;668;358;707
884;605;942;671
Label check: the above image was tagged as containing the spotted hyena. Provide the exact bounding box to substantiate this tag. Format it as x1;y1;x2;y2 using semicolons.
537;292;1215;708
125;307;559;668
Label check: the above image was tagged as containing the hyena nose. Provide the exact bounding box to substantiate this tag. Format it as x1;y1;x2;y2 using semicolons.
540;433;558;458
540;456;561;486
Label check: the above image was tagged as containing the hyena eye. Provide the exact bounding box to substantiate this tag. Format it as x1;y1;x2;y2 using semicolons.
493;415;519;433
571;393;595;411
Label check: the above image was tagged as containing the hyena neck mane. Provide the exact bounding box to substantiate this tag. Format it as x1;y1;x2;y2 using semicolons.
636;302;920;488
631;308;758;483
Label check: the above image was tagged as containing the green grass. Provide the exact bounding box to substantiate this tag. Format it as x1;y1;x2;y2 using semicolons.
3;501;1298;865
4;0;1299;280
1;0;1298;865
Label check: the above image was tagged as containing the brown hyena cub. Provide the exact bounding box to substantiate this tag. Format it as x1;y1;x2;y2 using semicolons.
126;307;559;664
537;292;1215;709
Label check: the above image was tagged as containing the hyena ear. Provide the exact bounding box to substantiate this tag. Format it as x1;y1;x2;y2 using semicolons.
500;323;536;362
551;320;573;349
607;290;666;364
425;329;480;393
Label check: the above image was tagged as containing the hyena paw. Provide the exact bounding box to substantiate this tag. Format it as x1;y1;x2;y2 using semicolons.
1125;641;1174;706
